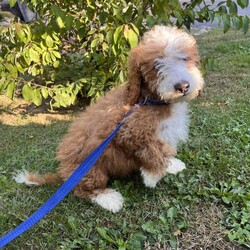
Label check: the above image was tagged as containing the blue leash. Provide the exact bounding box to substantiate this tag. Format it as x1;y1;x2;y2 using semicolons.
0;100;166;248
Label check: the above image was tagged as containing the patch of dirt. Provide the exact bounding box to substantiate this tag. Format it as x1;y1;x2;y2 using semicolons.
144;204;246;250
179;204;247;250
0;95;87;125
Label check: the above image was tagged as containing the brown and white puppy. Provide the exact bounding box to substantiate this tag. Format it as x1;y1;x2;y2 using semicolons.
15;26;204;213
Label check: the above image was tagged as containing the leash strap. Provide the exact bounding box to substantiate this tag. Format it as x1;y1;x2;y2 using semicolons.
0;99;167;248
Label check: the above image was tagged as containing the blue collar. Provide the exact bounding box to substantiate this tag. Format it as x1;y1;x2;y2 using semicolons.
140;99;169;106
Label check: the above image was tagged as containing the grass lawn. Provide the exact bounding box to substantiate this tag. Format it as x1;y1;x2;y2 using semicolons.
0;28;250;249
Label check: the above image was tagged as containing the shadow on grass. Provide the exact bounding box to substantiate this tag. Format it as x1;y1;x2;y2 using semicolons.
0;119;71;175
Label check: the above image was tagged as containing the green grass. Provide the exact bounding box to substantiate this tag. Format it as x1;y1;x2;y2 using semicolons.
0;28;250;249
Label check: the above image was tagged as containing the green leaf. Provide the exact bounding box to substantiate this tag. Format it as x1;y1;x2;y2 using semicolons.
22;84;33;101
99;11;108;24
113;25;123;44
23;26;31;42
112;44;117;56
29;48;40;63
222;196;232;204
0;78;9;94
51;4;63;16
32;89;42;106
45;35;54;48
88;29;96;35
242;16;249;34
53;61;60;68
130;23;139;34
6;82;15;99
28;66;39;76
52;101;61;108
159;213;169;225
51;51;61;59
65;15;74;30
232;16;241;30
237;0;249;8
15;61;26;74
102;42;109;53
5;64;18;78
187;10;195;22
229;1;238;14
146;15;157;26
42;52;52;65
128;233;147;249
56;16;65;28
169;235;178;248
217;1;227;7
23;51;31;66
208;11;215;23
106;29;114;43
222;14;231;33
170;0;181;10
167;207;178;222
41;88;49;99
9;0;17;8
142;221;160;234
219;5;227;14
49;52;56;62
127;28;138;48
119;70;125;82
96;227;115;244
86;0;95;8
123;24;129;39
173;10;183;25
15;23;26;42
91;38;99;49
215;13;222;26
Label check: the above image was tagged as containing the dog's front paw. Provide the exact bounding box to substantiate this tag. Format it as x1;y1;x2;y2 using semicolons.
91;189;124;213
140;168;162;188
166;158;186;175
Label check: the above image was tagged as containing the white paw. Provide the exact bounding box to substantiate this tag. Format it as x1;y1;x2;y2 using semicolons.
91;189;124;213
13;171;38;186
166;158;186;175
140;168;162;188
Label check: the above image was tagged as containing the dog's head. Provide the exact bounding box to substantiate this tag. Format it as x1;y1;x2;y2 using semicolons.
125;26;204;105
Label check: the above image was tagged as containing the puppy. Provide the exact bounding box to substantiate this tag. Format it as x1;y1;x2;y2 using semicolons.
15;26;204;213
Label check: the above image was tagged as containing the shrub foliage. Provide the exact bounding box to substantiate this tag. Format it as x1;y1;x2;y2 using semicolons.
0;0;249;107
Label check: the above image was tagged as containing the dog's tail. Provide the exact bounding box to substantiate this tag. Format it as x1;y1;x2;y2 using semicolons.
13;170;62;186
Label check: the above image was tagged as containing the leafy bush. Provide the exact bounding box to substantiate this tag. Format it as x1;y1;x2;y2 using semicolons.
0;0;249;108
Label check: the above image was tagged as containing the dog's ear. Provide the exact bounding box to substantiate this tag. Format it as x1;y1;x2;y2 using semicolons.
125;48;142;105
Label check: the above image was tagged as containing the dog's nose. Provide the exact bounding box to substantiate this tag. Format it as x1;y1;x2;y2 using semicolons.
174;81;190;94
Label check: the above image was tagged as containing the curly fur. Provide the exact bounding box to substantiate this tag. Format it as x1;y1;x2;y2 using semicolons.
14;26;204;212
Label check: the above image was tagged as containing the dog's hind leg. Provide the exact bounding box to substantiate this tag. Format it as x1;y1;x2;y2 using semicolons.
72;168;124;213
90;188;124;213
74;187;124;213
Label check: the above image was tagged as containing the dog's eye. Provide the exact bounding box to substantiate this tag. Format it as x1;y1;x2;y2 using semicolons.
182;57;190;61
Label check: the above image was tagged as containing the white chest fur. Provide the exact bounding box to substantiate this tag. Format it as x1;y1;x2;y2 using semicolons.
158;102;189;149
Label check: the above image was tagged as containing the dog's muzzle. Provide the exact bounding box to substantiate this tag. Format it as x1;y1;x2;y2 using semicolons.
174;81;190;95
